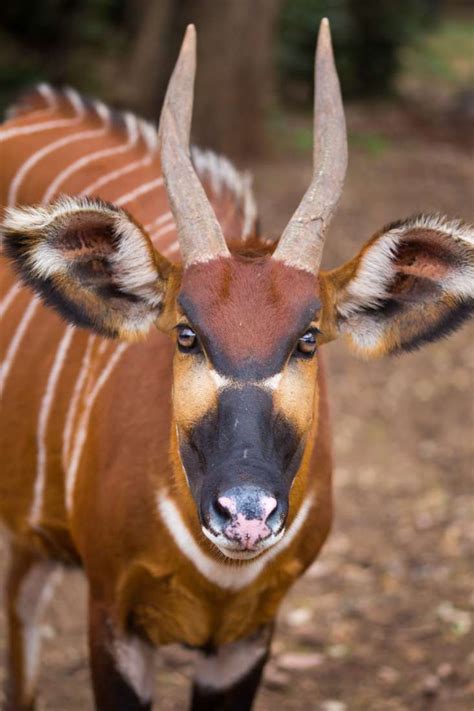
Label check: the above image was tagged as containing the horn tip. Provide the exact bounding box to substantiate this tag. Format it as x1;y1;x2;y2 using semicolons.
183;23;197;52
318;18;332;46
317;17;334;63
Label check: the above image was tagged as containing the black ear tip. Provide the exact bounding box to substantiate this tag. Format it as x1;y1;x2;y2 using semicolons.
2;229;31;272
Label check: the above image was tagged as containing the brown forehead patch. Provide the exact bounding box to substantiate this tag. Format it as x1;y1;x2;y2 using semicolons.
179;255;319;377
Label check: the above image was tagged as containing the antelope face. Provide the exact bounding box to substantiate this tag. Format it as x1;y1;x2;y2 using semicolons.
172;255;320;558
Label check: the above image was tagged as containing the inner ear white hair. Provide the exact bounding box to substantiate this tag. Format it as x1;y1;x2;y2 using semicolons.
2;196;171;339
338;214;474;320
3;196;163;305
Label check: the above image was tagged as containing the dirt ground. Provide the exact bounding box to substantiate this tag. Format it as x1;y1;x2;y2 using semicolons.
0;104;473;710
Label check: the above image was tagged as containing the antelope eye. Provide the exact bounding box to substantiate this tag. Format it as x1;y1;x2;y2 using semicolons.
295;329;318;357
177;325;199;352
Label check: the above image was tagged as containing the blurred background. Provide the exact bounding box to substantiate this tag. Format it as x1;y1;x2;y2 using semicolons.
0;1;473;709
0;0;473;157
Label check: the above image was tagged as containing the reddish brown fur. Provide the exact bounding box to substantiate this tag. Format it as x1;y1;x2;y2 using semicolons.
180;256;319;369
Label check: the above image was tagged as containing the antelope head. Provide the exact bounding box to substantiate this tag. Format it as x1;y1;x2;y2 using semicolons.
3;22;473;560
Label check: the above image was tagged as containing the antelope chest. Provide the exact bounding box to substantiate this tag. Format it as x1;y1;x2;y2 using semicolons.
127;559;303;649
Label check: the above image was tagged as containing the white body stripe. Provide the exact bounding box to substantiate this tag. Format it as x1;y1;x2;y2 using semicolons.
164;240;180;256
115;177;163;207
0;116;84;143
62;336;96;470
79;155;152;197
5;83;57;121
66;343;128;511
157;492;314;591
0;118;80;143
30;326;75;524
8;108;111;206
1;297;39;392
150;221;176;243
0;109;82;143
41;113;139;203
0;89;85;143
144;211;173;232
0;282;22;318
37;83;58;107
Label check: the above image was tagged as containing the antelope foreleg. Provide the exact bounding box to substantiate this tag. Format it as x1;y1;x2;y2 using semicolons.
4;542;61;711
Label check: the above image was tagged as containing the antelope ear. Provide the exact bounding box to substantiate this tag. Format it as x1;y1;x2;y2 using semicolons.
1;197;177;339
320;215;474;357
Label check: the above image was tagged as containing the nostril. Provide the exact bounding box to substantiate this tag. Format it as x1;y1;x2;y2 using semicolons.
217;495;237;519
265;498;284;534
211;496;235;526
261;495;277;523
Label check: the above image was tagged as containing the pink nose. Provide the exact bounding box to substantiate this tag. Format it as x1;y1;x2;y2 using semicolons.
218;494;277;550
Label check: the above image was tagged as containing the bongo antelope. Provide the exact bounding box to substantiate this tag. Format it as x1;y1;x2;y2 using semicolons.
1;20;473;711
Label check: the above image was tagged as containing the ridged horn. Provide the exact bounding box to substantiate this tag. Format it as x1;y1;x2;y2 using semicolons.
273;18;347;274
158;24;230;266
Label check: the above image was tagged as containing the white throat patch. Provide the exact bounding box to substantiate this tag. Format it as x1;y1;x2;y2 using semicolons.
157;492;314;591
194;632;269;690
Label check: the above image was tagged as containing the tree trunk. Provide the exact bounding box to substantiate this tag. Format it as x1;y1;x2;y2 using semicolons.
182;0;281;158
120;0;282;159
118;0;176;115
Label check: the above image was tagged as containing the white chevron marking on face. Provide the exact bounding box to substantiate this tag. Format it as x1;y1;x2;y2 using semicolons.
208;369;282;391
209;369;232;389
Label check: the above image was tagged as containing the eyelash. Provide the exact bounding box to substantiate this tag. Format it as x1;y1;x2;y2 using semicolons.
293;328;320;359
176;324;201;353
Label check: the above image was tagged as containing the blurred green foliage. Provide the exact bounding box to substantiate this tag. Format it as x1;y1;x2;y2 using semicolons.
278;0;435;102
400;19;474;89
349;131;391;157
